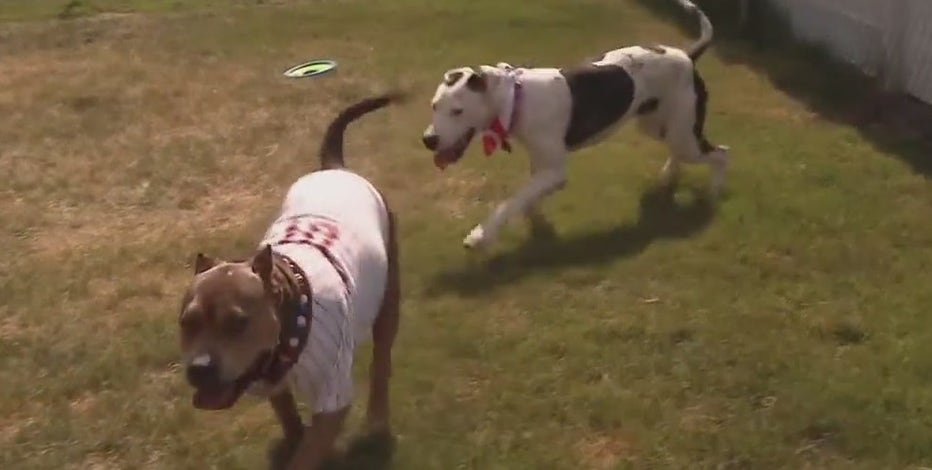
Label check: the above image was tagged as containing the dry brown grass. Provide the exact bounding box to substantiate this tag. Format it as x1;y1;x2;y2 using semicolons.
5;2;932;469
0;17;406;264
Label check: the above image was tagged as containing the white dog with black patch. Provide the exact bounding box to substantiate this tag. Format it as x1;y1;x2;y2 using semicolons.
421;0;729;250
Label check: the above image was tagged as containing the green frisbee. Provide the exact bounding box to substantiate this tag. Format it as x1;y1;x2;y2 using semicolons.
283;59;338;78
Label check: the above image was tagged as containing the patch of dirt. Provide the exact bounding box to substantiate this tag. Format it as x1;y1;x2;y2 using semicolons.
26;184;274;260
574;432;637;470
679;403;725;433
66;453;121;470
0;315;28;341
453;375;487;403
68;393;98;415
0;414;36;446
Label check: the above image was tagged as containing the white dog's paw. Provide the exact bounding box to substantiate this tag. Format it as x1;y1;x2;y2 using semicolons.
463;226;492;250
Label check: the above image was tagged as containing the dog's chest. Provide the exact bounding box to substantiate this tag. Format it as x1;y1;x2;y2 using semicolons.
559;64;635;149
288;276;356;411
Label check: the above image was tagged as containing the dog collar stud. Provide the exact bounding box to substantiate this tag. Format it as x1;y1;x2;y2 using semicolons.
282;292;311;358
253;254;314;384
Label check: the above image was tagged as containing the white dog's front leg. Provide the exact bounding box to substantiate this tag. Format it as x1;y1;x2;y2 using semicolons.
464;168;567;249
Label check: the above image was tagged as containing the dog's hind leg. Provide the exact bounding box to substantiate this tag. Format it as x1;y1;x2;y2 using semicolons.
663;88;728;195
660;157;683;191
637;106;683;191
367;209;400;434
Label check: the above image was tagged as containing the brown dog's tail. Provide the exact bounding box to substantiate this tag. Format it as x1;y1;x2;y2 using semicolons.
319;92;405;170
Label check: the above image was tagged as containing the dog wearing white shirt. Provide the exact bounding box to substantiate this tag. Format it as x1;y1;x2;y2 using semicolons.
421;0;729;250
177;93;402;470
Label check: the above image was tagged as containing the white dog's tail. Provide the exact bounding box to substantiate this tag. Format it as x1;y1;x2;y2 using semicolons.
676;0;714;62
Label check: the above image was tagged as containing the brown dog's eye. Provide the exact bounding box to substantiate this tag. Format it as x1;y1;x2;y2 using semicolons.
451;108;463;117
180;313;202;336
224;314;249;336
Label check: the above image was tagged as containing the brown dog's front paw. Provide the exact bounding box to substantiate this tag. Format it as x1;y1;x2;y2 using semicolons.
267;431;305;470
341;430;396;469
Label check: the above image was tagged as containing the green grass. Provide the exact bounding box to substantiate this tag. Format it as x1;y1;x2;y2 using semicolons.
2;1;932;469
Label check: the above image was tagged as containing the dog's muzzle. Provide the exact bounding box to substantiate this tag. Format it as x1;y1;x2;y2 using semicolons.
186;360;220;390
186;351;271;411
429;129;476;170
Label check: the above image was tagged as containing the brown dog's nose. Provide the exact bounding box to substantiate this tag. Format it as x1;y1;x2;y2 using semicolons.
422;134;439;151
186;362;219;389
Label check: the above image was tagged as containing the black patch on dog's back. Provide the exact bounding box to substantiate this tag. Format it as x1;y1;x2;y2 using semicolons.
560;64;635;149
692;69;715;153
636;97;659;115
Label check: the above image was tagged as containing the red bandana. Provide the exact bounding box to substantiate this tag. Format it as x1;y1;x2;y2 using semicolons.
482;119;512;155
481;76;522;156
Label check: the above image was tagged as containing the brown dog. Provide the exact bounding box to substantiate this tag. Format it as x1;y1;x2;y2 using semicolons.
177;93;403;469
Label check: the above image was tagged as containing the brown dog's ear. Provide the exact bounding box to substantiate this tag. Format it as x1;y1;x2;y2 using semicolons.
194;253;219;274
251;244;274;284
465;71;487;93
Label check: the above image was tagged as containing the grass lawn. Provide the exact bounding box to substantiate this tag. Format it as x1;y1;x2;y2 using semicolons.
2;1;932;469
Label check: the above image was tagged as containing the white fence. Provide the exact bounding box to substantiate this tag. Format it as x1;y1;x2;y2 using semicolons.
766;0;932;104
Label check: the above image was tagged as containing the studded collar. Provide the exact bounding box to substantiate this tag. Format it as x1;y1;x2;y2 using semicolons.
234;254;313;390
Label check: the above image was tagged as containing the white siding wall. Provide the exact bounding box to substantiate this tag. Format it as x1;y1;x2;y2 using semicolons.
767;0;932;104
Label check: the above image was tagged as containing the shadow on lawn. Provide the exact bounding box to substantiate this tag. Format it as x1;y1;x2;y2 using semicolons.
268;430;395;470
634;0;932;177
427;185;717;297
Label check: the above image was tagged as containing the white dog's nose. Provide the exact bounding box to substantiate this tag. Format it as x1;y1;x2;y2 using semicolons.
422;134;439;151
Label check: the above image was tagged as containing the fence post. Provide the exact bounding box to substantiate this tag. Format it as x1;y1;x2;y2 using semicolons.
881;0;907;92
738;0;749;29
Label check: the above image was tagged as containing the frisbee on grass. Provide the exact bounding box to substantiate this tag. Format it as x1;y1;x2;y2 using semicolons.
283;59;338;79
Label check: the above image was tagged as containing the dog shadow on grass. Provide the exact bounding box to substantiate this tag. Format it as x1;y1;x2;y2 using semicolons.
267;430;395;470
426;185;717;297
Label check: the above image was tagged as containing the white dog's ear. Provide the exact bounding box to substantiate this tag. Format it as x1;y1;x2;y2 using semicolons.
465;72;487;93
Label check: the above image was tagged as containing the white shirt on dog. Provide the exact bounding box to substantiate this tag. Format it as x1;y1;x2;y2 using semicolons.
260;169;390;414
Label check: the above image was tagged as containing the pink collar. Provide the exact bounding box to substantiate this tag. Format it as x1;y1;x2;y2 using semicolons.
481;74;523;156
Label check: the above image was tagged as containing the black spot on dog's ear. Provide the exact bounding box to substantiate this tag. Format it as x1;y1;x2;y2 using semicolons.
443;71;463;86
465;72;487;93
